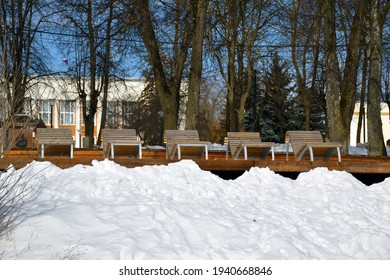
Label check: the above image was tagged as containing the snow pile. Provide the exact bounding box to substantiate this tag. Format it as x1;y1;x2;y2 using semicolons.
1;160;389;260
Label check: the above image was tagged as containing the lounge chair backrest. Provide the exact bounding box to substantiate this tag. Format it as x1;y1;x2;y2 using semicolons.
37;128;74;145
102;128;143;159
285;130;324;157
165;129;200;151
227;132;261;156
37;128;74;158
102;128;138;146
164;130;209;159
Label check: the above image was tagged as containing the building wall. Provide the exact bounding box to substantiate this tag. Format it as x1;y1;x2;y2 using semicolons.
25;78;145;148
350;103;390;146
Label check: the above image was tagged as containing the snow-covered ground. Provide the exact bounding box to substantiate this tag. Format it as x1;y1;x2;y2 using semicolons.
1;155;389;260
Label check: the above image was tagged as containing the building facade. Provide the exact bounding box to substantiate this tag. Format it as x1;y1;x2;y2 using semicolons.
22;77;144;148
350;103;390;146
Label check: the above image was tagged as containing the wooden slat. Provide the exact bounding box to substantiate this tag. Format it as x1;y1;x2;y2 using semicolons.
36;128;74;158
227;132;275;159
285;130;341;161
37;128;74;145
1;149;390;174
102;128;143;158
164;130;209;159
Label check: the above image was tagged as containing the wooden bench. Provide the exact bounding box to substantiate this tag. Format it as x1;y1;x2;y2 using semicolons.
37;128;74;158
285;130;342;162
102;128;143;159
165;130;209;160
226;132;275;160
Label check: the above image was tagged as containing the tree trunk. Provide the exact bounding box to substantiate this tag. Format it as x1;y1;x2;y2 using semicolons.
324;0;343;145
356;46;368;144
367;0;386;156
226;35;238;131
83;0;98;149
136;0;193;130
290;0;310;130
97;0;114;146
339;0;365;152
185;0;207;130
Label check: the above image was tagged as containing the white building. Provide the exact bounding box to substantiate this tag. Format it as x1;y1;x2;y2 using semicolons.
23;77;145;148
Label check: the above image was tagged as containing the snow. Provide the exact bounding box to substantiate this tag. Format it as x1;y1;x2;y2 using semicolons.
1;158;390;260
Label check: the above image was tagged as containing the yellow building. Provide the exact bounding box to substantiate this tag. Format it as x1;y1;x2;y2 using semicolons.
350;102;390;146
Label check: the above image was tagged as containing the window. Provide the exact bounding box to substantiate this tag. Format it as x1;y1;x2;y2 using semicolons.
122;101;137;127
81;100;96;126
0;98;31;120
22;98;32;115
107;101;118;127
38;99;53;125
60;100;75;125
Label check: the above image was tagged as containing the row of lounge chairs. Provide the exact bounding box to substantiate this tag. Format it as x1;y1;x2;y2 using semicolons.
36;128;342;162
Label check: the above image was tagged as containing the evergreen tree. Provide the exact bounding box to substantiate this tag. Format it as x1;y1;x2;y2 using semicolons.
245;53;302;143
133;75;163;146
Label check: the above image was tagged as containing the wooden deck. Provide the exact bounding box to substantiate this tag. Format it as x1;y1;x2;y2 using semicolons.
1;148;390;176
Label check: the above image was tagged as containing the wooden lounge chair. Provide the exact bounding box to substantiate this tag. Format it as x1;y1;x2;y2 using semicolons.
37;128;74;158
226;132;276;160
102;128;143;159
285;130;342;162
165;130;209;160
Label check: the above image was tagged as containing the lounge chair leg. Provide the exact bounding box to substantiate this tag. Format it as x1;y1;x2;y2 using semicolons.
41;144;45;158
244;146;248;160
170;145;177;159
111;143;115;159
271;146;275;161
177;144;181;159
309;147;314;161
337;147;341;162
234;146;243;160
204;145;208;160
138;144;142;159
70;144;74;159
286;143;289;161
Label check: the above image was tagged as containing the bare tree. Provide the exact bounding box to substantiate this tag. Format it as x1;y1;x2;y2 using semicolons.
208;0;276;132
0;0;54;154
197;77;226;143
356;42;369;145
133;0;193;130
324;0;342;143
367;0;390;156
339;0;366;151
0;165;45;248
288;0;323;130
54;0;125;148
185;0;208;130
323;0;366;153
